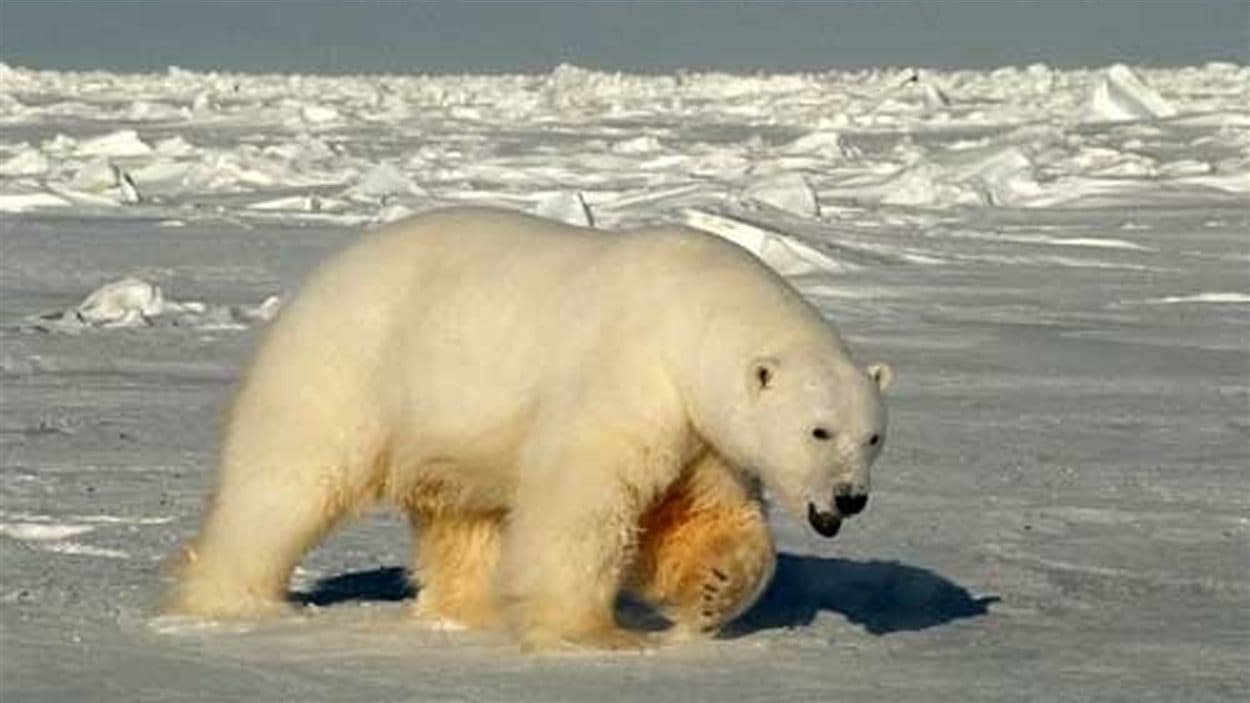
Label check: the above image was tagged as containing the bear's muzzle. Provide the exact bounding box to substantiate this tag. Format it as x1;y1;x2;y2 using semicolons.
806;503;842;538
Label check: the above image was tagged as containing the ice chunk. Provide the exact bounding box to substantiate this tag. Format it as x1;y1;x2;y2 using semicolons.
75;277;166;327
349;163;421;200
64;159;141;204
375;203;416;224
241;295;283;323
129;159;194;187
191;91;215;114
831;146;1042;208
300;104;341;124
0;191;72;212
680;209;850;277
68;159;121;192
743;172;820;218
533;191;594;227
611;136;662;154
960;147;1043;206
154;136;198;157
40;134;77;157
43;184;126;209
1026;63;1055;94
1135;293;1250;305
874;163;954;207
76;129;153;157
1086;64;1177;122
24;278;282;333
0;523;95;541
117;170;142;204
923;81;951;111
780;131;843;158
0;521;128;559
0;147;50;177
248;195;344;213
125;100;187;122
42;542;129;559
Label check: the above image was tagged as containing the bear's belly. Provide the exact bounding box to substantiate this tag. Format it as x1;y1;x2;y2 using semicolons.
384;446;520;518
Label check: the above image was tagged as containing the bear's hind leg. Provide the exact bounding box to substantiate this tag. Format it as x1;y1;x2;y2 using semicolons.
166;467;362;619
628;451;776;638
408;510;505;630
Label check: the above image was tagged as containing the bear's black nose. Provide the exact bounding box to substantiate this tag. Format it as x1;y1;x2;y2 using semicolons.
807;503;842;537
835;492;869;516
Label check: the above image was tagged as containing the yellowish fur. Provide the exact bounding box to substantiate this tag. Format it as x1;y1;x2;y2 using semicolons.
409;510;506;629
629;451;775;635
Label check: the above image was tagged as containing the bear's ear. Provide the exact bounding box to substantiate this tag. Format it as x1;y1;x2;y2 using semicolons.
748;357;779;397
867;363;893;392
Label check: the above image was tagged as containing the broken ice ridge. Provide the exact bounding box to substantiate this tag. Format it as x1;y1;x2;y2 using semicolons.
22;277;282;333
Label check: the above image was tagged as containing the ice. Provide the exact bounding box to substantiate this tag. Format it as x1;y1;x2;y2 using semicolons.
248;194;347;213
65;158;141;204
375;203;417;224
742;171;820;218
1086;64;1178;122
0;522;95;541
0;60;1247;701
1138;292;1250;305
153;136;198;157
76;129;154;158
532;190;595;227
779;130;843;158
0;147;50;177
681;208;851;276
1;63;1245;221
827;145;1043;208
922;81;951;111
66;159;118;191
960;147;1043;206
40;542;130;559
23;277;281;332
74;277;165;326
0;191;71;212
0;522;128;559
301;104;339;124
612;136;663;154
349;162;423;201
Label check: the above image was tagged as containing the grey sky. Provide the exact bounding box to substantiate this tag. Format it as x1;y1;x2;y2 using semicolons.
1;0;1246;75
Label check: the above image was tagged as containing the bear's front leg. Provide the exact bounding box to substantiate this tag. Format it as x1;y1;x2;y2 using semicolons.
628;450;776;638
499;435;662;651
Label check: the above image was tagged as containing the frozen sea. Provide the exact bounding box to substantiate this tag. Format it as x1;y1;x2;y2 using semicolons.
0;62;1247;701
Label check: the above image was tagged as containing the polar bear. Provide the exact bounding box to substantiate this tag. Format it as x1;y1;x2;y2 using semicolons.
166;207;892;650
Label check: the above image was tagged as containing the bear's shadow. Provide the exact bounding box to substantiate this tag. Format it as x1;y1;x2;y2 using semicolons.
292;553;997;636
725;553;998;636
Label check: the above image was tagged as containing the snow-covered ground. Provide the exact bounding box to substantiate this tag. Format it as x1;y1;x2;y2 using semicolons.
1;62;1247;701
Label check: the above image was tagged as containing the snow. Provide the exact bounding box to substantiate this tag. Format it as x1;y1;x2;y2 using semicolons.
1137;292;1250;305
0;61;1247;702
0;522;96;541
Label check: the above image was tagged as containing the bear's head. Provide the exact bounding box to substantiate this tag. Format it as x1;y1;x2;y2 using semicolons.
711;345;893;539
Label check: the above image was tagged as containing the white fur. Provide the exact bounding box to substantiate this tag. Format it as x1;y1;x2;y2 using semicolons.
166;207;890;649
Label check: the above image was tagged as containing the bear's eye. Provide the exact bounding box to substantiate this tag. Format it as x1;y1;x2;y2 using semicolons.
868;433;881;447
756;365;773;388
811;427;832;441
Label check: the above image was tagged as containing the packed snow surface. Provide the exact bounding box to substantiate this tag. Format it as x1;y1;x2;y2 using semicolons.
1;62;1247;701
